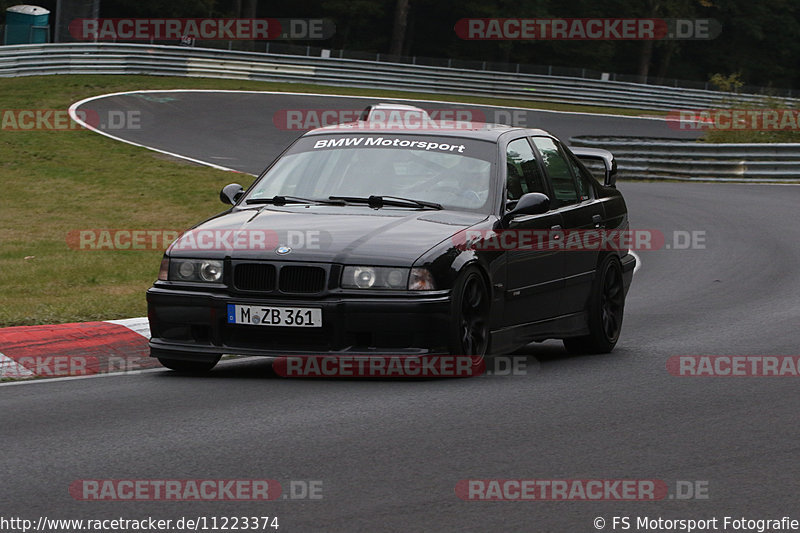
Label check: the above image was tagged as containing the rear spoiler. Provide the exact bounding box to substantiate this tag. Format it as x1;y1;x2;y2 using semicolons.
571;147;618;188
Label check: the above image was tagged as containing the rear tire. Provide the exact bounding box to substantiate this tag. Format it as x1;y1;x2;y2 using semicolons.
563;255;625;354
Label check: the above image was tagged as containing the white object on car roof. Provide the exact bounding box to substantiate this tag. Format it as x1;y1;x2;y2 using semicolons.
359;103;431;121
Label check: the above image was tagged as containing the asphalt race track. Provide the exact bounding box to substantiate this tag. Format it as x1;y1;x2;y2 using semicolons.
72;91;702;174
2;92;799;532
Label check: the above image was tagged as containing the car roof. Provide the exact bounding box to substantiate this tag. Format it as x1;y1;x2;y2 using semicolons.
368;103;430;110
303;123;552;142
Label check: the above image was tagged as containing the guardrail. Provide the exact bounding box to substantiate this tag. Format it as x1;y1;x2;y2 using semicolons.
571;136;800;182
1;42;799;112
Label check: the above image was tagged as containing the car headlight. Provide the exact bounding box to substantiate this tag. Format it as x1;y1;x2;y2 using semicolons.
168;258;224;283
342;266;409;290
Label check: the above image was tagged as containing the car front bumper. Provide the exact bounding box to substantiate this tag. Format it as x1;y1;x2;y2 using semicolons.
147;287;452;359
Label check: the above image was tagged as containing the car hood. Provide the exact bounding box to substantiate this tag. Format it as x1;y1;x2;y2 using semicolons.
168;205;488;266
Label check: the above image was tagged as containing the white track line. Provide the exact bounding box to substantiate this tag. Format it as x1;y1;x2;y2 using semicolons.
0;367;166;386
0;356;256;387
69;91;242;172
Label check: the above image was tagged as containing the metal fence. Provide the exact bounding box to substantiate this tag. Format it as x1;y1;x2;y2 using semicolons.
82;38;798;98
571;136;800;182
2;42;797;182
1;42;799;112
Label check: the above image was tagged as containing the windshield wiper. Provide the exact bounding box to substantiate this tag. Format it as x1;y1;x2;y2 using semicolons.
245;195;346;206
329;195;443;210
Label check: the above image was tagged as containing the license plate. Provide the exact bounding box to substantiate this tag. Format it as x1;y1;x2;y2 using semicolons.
227;304;322;328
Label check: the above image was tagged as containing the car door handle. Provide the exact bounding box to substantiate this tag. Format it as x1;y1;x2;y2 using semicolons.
592;214;604;228
551;225;562;239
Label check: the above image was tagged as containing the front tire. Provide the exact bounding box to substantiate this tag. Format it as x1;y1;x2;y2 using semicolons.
449;267;491;358
563;255;625;354
155;352;220;373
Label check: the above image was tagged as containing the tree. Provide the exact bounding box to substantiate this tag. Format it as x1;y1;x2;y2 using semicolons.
388;0;408;56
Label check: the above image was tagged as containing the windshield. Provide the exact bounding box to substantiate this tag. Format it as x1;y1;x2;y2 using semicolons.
245;134;496;212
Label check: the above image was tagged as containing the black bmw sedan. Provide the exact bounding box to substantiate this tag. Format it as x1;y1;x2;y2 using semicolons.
147;114;635;372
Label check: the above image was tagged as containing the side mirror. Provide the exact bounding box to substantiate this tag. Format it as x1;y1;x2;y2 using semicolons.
605;161;618;188
220;183;245;205
502;192;550;225
571;147;618;188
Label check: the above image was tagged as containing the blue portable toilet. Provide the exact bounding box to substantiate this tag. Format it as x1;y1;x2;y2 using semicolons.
4;5;50;45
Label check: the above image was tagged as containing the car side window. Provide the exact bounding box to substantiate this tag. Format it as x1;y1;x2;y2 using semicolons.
566;152;595;202
505;138;546;205
531;137;579;207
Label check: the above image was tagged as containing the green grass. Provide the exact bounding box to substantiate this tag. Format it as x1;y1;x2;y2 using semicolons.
702;129;800;143
699;96;800;143
0;74;655;327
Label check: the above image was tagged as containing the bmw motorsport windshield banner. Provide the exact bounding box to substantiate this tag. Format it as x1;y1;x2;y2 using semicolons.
287;135;497;161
